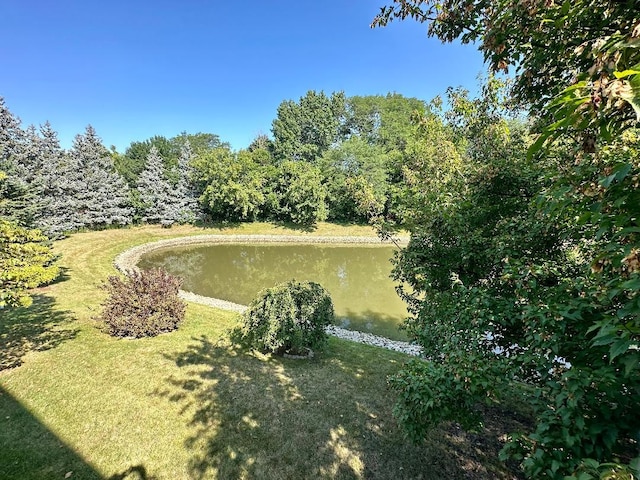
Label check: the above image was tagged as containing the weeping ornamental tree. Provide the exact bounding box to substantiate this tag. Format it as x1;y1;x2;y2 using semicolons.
373;2;639;478
238;280;335;356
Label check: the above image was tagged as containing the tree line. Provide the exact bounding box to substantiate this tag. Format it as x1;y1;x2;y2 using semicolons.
0;91;427;238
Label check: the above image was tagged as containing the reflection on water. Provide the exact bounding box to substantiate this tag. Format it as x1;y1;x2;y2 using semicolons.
138;243;409;340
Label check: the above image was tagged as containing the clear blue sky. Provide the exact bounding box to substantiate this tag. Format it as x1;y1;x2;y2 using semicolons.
1;0;485;152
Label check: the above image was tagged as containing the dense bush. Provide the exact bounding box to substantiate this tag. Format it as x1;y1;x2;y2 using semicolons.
97;268;186;338
238;280;334;355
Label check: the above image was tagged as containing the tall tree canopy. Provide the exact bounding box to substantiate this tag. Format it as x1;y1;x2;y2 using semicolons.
193;147;267;222
115;132;229;186
70;126;132;229
373;0;640;147
271;160;327;225
272;90;347;163
319;137;390;221
345;93;426;151
136;146;175;224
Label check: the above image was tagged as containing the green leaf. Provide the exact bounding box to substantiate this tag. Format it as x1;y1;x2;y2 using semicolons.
618;76;640;121
613;69;640;79
610;339;632;360
600;163;631;187
620;277;640;290
620;353;639;375
528;133;551;159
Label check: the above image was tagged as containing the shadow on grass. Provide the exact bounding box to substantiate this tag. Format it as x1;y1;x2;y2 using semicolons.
196;219;320;233
107;465;158;479
0;294;79;371
0;386;102;480
193;220;243;231
49;265;72;286
271;220;317;233
158;335;526;479
0;384;158;480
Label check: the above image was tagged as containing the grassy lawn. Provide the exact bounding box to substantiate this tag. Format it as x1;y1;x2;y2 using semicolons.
0;223;526;479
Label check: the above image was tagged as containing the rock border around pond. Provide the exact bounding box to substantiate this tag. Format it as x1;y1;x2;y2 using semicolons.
113;234;422;357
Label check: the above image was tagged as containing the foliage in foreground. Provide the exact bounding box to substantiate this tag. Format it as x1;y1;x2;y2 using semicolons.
372;0;640;145
96;268;186;338
237;280;335;355
0;217;60;309
373;1;639;477
381;81;640;479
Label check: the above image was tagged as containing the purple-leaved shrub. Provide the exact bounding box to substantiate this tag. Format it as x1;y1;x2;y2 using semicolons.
97;268;185;338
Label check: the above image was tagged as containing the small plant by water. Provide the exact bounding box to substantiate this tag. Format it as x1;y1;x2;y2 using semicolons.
96;268;186;338
236;280;334;356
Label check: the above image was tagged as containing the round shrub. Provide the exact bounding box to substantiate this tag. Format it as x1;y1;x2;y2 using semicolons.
239;280;334;355
97;268;186;338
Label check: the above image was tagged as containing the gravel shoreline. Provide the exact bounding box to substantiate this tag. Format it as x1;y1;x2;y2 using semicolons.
113;234;422;357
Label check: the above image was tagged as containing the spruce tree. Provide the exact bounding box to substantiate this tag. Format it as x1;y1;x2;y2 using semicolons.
137;146;174;224
174;140;201;223
70;126;132;229
0;98;39;227
32;124;86;237
0;97;24;165
18;123;65;231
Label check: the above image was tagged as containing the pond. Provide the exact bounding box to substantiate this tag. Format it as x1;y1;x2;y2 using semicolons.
137;243;409;340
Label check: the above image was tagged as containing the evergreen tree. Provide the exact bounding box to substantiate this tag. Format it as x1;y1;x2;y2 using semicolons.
32;124;85;237
18;122;66;232
0;97;24;166
0;169;59;309
137;146;174;224
0;110;57;235
0;99;42;227
0;157;37;227
173;140;201;223
70;126;132;229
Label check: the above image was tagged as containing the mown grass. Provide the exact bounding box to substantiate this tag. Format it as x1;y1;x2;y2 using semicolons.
0;223;526;479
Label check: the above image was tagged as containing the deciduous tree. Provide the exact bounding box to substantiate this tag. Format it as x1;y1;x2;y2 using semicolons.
272;90;347;163
319;137;389;221
271;161;327;225
372;0;640;146
194;147;267;222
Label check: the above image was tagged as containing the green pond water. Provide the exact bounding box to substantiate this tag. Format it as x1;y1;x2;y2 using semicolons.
137;243;409;340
